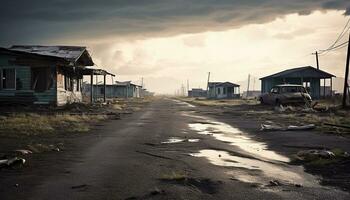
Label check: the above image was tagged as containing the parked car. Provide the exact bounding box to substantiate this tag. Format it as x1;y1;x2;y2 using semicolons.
259;84;312;106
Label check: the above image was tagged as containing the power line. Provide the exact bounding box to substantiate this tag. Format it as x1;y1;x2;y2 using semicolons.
320;41;348;53
319;41;349;56
323;17;350;51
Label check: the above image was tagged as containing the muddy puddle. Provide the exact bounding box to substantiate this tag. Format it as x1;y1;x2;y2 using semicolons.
190;149;318;187
171;99;196;108
161;137;199;144
184;111;322;188
188;119;289;163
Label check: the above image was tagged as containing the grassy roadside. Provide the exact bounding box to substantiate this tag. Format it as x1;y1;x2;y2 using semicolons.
180;97;350;134
0;97;152;138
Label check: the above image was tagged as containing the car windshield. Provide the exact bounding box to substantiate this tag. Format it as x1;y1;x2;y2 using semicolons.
280;86;306;93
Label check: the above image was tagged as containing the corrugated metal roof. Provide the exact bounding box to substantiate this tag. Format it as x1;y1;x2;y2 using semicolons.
260;66;335;80
115;81;141;87
8;45;89;63
208;82;240;87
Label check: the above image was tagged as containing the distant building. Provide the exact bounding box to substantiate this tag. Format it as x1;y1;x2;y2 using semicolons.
188;88;207;98
260;66;335;99
208;82;240;99
88;81;143;99
141;88;154;97
0;45;113;106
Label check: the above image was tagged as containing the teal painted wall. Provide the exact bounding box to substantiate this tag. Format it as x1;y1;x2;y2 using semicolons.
0;54;58;104
261;77;321;99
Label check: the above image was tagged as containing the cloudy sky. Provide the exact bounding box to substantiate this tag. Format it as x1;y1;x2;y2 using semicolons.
1;0;350;94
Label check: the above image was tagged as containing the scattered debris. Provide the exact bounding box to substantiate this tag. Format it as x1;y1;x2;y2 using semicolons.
261;124;315;131
14;149;33;155
296;150;335;160
268;180;282;186
0;157;25;169
323;123;350;129
161;137;185;144
161;137;200;144
71;184;89;190
274;105;316;113
27;143;61;153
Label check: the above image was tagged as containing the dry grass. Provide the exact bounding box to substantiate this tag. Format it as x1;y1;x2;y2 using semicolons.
0;97;152;137
180;97;259;106
179;97;350;134
0;113;107;137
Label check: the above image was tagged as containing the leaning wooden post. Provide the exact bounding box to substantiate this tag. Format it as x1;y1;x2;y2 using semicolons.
342;32;350;108
90;71;94;104
330;77;333;97
324;78;326;99
103;74;106;103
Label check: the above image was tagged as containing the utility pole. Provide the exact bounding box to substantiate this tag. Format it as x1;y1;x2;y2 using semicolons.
312;51;320;70
187;79;189;97
206;72;211;97
253;77;256;91
342;33;350;108
246;74;251;98
141;77;144;88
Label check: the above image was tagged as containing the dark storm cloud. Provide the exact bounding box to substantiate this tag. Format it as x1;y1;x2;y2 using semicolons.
0;0;349;45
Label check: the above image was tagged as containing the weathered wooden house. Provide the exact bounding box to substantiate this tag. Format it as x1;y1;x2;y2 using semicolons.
0;45;113;106
92;81;142;99
260;66;335;99
208;82;240;99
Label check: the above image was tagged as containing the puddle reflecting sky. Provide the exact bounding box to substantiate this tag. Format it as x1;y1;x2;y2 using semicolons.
161;137;200;144
184;111;321;187
190;149;318;187
172;99;196;108
188;119;290;163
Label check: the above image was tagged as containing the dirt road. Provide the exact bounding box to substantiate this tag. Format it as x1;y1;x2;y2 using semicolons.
1;98;349;200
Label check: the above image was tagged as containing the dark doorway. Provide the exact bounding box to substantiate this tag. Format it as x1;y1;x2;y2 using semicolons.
32;68;52;92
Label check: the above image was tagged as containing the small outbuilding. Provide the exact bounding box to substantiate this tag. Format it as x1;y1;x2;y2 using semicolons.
208;82;240;99
260;66;335;99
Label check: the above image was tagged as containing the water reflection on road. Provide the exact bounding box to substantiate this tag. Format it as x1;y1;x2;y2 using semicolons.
175;101;320;187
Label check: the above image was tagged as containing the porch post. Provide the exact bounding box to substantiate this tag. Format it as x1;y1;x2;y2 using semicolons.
90;71;94;104
319;78;321;99
103;74;106;102
324;78;326;98
330;77;333;97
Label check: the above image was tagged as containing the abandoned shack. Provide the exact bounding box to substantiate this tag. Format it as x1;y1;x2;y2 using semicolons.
260;66;335;99
91;81;142;99
208;82;240;99
0;45;113;106
188;88;207;98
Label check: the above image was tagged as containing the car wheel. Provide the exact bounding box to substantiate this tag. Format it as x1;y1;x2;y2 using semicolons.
275;99;281;106
259;97;264;104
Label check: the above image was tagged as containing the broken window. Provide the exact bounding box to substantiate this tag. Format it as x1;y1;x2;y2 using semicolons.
31;68;52;92
64;75;74;92
1;68;16;90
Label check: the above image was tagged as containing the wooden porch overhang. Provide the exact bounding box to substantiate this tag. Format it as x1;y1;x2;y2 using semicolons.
81;67;115;104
